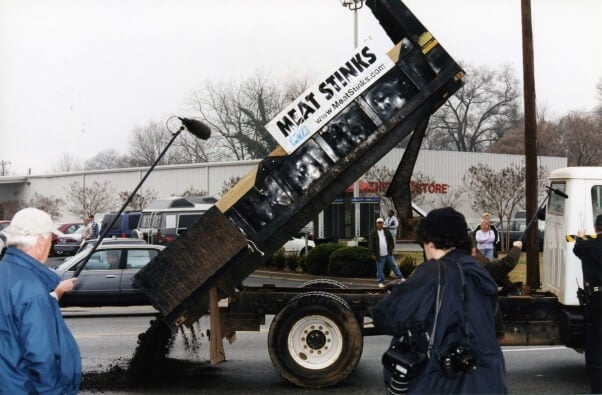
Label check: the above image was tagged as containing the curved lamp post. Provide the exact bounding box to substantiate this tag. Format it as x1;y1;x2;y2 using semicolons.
73;117;211;278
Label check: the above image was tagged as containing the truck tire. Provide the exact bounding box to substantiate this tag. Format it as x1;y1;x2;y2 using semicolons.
300;279;348;289
268;291;363;388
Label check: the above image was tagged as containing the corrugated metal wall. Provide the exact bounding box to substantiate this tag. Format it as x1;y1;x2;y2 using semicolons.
0;150;566;222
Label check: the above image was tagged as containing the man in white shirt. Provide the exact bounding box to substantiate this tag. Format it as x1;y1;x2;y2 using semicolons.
368;217;404;288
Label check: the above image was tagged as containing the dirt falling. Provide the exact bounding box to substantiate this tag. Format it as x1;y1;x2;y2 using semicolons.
127;317;206;383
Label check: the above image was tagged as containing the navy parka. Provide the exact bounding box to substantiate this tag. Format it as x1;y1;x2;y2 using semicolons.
373;249;507;394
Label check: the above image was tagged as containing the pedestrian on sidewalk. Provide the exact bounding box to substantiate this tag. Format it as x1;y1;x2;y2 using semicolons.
369;217;403;288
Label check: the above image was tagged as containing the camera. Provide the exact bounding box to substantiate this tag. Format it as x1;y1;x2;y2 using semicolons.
439;343;477;378
382;341;427;394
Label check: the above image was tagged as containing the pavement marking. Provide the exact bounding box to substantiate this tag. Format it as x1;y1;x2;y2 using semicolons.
502;346;568;352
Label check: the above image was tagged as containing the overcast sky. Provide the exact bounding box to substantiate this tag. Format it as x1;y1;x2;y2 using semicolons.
1;0;600;176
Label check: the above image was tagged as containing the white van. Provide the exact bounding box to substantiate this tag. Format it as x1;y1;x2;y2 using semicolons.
133;196;217;245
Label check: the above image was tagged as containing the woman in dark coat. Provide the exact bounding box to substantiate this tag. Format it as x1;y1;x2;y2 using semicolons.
373;207;507;394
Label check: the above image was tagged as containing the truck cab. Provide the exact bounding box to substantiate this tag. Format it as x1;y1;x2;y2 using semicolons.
542;167;602;306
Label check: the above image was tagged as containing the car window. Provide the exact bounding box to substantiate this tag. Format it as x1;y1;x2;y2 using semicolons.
178;213;202;229
64;224;80;234
83;249;122;270
128;214;141;228
126;249;160;269
164;214;177;229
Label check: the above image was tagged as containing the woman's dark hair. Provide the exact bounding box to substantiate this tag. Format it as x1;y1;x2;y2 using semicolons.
416;207;471;252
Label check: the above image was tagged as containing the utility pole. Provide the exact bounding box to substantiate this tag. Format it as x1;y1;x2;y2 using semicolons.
521;0;540;290
0;160;11;176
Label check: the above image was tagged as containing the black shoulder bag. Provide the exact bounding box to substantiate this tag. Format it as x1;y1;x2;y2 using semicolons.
382;261;446;394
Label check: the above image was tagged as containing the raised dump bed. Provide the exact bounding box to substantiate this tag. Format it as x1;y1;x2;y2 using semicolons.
133;0;465;329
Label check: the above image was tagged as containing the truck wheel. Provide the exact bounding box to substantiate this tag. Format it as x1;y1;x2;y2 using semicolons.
300;279;348;289
268;291;362;388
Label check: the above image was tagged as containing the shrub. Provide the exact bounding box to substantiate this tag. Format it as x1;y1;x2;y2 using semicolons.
399;255;417;278
268;248;286;270
286;254;303;272
305;242;343;275
328;246;373;277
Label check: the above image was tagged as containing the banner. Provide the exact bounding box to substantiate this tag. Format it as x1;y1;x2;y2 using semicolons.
265;38;395;153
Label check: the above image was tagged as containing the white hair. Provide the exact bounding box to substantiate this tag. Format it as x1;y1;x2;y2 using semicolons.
6;233;51;249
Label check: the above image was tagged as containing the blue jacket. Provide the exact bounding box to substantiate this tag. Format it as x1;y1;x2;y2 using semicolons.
0;248;81;394
373;249;507;394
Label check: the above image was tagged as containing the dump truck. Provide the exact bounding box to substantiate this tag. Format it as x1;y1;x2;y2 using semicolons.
132;0;464;387
131;0;595;389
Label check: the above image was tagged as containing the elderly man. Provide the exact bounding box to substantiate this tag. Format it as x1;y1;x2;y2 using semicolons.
0;208;81;394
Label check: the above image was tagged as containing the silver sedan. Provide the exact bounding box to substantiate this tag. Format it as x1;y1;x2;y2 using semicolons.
55;243;164;307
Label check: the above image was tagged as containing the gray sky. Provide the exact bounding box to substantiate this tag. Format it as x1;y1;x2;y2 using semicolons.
1;0;600;175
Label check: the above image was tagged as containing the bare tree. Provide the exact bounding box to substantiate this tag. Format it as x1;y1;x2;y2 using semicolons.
491;111;602;166
425;63;521;151
463;163;548;250
128;121;185;167
220;176;242;197
117;189;157;211
595;78;602;117
27;193;63;220
65;180;115;218
180;186;208;197
190;74;310;160
558;112;602;166
52;153;82;173
85;149;131;170
174;131;218;163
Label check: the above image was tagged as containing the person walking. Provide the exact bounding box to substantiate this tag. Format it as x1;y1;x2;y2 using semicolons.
0;208;81;394
373;207;506;394
81;215;92;241
89;214;99;239
572;214;602;394
369;217;404;288
384;209;399;240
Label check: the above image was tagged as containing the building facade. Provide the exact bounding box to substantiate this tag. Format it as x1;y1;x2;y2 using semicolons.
0;150;567;236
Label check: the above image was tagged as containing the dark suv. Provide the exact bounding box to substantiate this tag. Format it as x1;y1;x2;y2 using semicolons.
101;211;141;238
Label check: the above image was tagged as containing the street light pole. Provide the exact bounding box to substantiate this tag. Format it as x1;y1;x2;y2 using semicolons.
340;0;365;238
72;117;211;278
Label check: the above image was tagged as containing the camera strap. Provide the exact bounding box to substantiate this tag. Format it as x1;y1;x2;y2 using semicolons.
427;260;446;358
454;260;471;340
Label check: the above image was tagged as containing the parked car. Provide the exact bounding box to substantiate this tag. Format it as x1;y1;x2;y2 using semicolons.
51;222;83;256
283;236;315;256
100;211;141;238
55;243;164;307
53;227;84;256
75;237;147;255
0;220;10;231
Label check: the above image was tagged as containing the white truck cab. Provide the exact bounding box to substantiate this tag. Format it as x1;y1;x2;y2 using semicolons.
542;167;602;306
